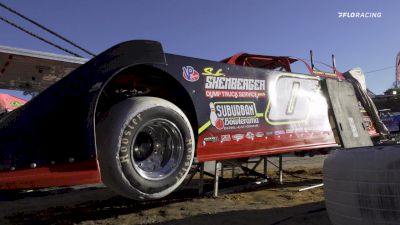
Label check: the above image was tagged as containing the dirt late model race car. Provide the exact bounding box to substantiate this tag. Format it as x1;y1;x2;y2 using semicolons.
0;40;382;200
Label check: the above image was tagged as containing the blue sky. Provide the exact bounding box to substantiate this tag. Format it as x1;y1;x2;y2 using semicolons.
1;0;399;94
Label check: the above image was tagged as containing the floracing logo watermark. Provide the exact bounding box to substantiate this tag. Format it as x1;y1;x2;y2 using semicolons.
338;11;382;19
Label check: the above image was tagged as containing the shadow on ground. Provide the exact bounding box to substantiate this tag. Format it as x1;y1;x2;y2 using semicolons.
0;168;327;225
152;202;331;225
1;187;198;225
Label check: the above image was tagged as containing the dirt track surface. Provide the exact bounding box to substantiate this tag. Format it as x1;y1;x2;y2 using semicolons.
0;155;333;225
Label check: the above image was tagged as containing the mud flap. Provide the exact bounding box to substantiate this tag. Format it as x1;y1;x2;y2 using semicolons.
322;79;372;148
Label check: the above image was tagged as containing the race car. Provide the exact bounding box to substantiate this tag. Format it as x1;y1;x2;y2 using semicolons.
0;40;380;200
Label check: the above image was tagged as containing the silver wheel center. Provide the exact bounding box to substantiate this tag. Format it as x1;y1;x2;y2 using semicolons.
131;118;184;181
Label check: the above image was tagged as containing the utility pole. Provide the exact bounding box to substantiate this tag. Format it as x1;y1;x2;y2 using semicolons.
396;52;400;88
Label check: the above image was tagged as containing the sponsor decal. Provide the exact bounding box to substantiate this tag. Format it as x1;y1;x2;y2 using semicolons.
265;131;274;136
182;66;199;82
220;134;231;142
209;102;260;130
274;130;285;135
232;133;244;141
245;132;255;140
348;117;359;138
10;101;23;108
255;132;264;138
203;69;266;98
205;76;265;91
205;90;266;98
203;136;218;142
202;67;225;77
202;136;218;146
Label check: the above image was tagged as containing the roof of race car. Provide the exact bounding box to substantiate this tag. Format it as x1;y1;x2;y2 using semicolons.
0;45;88;93
222;53;298;72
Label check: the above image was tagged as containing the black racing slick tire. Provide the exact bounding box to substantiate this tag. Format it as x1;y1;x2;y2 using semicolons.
96;97;195;200
323;145;400;225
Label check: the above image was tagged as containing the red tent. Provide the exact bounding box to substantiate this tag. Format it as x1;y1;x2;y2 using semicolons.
0;94;27;112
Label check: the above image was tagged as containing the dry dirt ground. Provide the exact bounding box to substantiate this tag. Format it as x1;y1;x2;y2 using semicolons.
0;155;333;225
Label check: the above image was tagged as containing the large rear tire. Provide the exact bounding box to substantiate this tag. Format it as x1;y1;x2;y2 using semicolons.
324;145;400;225
96;97;195;200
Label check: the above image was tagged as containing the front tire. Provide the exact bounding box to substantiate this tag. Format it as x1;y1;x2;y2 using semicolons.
96;97;195;200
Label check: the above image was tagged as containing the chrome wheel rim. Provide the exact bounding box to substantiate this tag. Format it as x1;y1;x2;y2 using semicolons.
130;118;184;181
